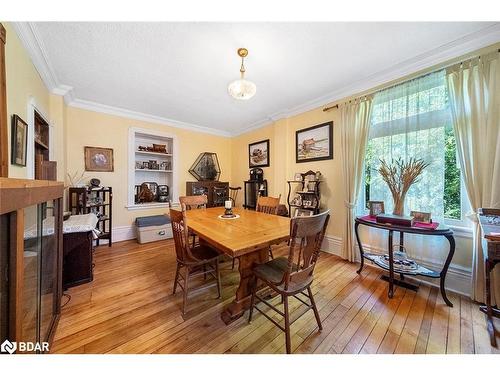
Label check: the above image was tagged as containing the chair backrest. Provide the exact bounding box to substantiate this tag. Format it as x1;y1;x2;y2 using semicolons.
179;195;208;210
256;195;280;215
281;210;330;290
229;186;241;206
212;187;228;207
169;208;191;263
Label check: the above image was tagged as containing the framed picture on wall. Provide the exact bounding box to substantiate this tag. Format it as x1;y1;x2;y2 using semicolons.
296;121;333;163
248;139;270;168
84;146;114;172
11;115;28;166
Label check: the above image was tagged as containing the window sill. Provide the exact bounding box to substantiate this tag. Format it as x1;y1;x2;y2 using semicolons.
447;224;473;239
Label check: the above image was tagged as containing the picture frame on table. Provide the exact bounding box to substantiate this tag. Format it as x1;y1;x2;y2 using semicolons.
11;115;28;166
368;201;385;217
84;146;114;172
249;139;270;168
294;208;314;217
296;121;333;163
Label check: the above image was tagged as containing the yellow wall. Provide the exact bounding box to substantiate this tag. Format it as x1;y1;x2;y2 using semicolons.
4;23;50;178
64;106;232;228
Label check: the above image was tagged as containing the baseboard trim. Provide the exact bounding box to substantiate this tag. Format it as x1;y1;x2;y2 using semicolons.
96;225;136;245
320;234;471;297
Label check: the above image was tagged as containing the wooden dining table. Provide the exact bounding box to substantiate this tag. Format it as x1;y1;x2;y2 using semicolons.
185;207;291;324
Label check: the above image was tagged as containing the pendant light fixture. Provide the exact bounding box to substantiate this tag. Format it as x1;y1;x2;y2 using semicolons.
228;48;256;100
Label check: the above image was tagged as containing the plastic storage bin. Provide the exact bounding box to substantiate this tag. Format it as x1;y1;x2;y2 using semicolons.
135;214;172;244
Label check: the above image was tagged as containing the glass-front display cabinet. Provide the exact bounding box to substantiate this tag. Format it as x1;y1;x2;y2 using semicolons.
0;178;63;353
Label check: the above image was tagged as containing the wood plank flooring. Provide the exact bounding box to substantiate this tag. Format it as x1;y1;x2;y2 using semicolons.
51;239;499;354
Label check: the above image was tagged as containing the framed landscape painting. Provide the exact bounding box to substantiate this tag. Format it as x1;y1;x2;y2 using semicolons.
248;139;270;168
296;121;333;163
11;115;28;166
84;146;114;172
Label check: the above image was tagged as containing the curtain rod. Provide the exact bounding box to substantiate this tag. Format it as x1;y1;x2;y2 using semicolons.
322;47;500;113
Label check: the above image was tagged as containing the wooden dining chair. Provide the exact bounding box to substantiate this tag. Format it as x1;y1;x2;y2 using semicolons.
257;195;282;259
248;210;330;354
170;208;222;316
229;186;242;207
179;194;208;210
256;195;280;215
232;194;281;270
179;195;208;247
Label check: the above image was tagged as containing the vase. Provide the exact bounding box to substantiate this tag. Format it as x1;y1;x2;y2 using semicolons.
392;192;407;216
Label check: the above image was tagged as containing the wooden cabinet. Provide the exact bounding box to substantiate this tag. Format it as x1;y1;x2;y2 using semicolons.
243;180;268;210
63;231;94;289
185;181;229;207
34;112;57;180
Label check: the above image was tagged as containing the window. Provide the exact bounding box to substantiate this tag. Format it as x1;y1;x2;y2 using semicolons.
363;70;463;222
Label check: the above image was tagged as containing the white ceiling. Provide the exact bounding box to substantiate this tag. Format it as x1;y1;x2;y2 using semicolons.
21;22;500;135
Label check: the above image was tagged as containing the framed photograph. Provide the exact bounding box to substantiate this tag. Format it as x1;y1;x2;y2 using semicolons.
368;201;385;217
142;161;150;169
295;208;314;217
294;172;302;181
249;139;270;168
296;121;333;163
11;115;28;166
410;210;432;223
84;146;114;172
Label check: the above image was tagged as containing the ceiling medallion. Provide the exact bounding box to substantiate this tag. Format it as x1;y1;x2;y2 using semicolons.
228;47;256;100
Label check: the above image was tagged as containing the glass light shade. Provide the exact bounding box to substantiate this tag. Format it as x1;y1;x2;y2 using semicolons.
228;78;257;100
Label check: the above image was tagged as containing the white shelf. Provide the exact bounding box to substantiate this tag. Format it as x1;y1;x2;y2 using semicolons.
135;150;172;157
128;127;178;210
135;169;173;173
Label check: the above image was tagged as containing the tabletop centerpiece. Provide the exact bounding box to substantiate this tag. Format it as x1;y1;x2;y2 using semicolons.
378;157;429;216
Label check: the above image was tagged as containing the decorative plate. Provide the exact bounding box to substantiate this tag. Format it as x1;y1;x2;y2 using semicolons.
217;214;240;220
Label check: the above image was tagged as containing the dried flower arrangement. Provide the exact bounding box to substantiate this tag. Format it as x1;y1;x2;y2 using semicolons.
378;157;430;216
67;170;86;187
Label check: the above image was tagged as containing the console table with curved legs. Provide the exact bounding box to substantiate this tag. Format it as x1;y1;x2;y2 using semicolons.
354;216;455;307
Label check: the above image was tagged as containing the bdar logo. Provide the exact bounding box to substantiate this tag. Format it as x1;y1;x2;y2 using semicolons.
1;339;17;354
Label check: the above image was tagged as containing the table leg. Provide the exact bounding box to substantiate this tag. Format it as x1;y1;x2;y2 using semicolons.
355;221;364;274
220;247;268;325
484;258;497;347
399;232;405;280
388;230;394;299
440;234;455;307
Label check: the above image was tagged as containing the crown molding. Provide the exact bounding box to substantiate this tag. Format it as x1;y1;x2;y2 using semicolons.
11;22;60;91
12;21;500;138
233;23;500;137
69;98;232;137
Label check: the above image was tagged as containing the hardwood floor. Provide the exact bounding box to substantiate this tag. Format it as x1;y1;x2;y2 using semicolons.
51;239;499;354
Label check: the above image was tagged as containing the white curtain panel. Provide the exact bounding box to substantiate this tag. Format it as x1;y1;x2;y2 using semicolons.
367;70;450;219
446;51;500;305
340;98;373;261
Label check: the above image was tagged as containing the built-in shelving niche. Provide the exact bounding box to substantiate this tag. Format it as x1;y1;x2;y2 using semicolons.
127;127;178;210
